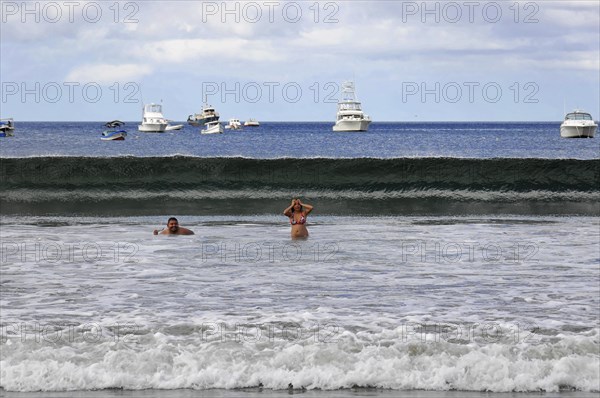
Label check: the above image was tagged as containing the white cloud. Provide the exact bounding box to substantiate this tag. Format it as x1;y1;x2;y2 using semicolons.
2;0;598;120
543;2;599;28
132;38;282;64
65;64;153;84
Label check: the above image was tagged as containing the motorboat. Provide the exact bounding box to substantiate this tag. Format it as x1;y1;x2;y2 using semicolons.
332;81;371;132
101;120;127;141
225;118;242;130
0;118;14;137
138;104;168;132
201;120;224;134
244;118;260;127
560;110;597;138
138;103;181;132
188;103;220;126
166;123;184;131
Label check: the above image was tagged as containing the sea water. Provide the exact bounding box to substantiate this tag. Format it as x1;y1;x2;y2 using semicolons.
1;121;599;159
1;123;599;395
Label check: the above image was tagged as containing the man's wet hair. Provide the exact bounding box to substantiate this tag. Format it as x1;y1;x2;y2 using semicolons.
168;217;178;224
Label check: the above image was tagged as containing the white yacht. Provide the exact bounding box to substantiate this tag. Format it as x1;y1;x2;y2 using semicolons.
0;118;15;137
332;81;371;132
560;110;597;138
225;118;242;130
202;120;223;134
188;103;220;126
138;104;169;132
244;118;260;127
138;104;183;132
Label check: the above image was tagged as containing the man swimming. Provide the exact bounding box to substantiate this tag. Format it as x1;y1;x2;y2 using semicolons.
153;217;195;235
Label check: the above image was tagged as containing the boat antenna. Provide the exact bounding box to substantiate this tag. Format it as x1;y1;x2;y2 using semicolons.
139;85;145;111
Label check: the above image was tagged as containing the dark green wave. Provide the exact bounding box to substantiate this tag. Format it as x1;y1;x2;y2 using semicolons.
1;157;598;216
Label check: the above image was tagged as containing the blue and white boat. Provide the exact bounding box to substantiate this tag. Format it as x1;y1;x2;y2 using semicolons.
0;118;15;137
101;120;127;141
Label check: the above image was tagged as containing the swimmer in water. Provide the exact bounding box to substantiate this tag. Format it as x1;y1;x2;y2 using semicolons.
153;217;194;235
283;199;313;239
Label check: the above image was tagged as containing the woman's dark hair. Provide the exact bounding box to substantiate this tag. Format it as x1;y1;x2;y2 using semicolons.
291;201;303;213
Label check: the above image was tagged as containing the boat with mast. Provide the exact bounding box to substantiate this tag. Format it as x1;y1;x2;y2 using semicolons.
332;81;371;132
187;98;220;127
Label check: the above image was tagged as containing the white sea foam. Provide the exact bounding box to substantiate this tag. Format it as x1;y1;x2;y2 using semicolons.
1;330;598;392
1;215;598;392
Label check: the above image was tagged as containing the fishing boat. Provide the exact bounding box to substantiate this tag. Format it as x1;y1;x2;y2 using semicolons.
560;110;597;138
138;104;182;132
0;118;15;137
101;120;127;141
332;81;371;132
188;103;220;126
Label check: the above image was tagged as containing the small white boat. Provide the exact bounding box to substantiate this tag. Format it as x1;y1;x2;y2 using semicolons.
560;110;597;138
244;118;260;127
101;120;127;141
333;81;371;132
139;103;181;132
188;103;220;126
201;120;223;134
225;118;242;130
166;123;184;131
0;118;15;137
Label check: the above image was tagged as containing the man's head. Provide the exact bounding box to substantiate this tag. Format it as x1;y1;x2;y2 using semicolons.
167;217;179;233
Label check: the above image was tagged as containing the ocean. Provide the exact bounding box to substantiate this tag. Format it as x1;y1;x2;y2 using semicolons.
0;122;599;396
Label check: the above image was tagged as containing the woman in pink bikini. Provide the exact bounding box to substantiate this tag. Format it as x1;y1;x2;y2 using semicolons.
283;198;313;239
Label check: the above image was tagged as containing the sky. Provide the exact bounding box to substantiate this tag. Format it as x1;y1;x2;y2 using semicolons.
1;0;599;121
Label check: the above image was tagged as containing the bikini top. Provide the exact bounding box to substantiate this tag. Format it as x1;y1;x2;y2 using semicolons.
290;215;306;225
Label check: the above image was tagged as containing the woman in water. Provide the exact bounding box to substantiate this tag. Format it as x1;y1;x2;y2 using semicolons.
283;199;313;239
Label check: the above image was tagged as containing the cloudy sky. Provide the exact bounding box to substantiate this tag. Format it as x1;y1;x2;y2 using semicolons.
1;0;599;121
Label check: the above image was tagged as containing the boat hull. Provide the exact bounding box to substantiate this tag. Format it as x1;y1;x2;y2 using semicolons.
202;124;224;134
138;123;168;133
101;135;126;141
188;115;219;126
333;119;371;132
0;119;15;137
560;124;597;138
101;131;127;141
166;124;184;131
